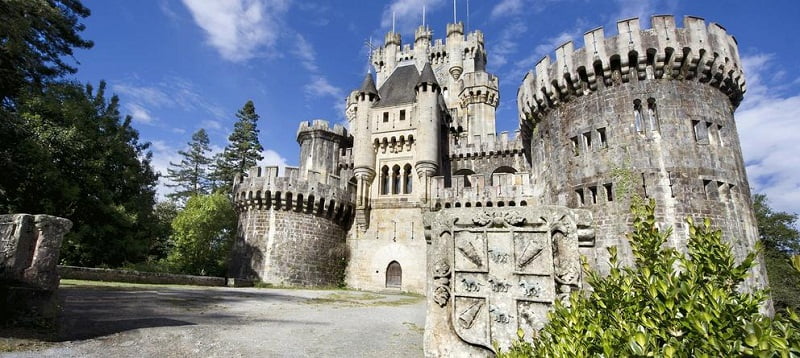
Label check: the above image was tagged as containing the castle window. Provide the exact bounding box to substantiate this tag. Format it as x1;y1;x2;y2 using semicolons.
634;99;644;133
647;98;660;133
381;166;390;195
575;189;585;206
403;164;413;194
392;165;401;194
570;136;579;156
399;109;406;121
582;131;592;151
693;120;709;143
589;186;598;204
702;179;716;200
717;125;724;146
604;183;613;202
597;127;607;147
383;112;389;123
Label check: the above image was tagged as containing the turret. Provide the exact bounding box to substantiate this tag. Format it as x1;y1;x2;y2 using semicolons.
352;73;379;229
414;62;442;202
459;71;499;142
446;22;464;81
297;120;349;179
379;31;401;86
414;25;432;70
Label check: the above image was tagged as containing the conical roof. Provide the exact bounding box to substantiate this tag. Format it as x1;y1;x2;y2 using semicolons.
417;62;438;87
359;73;379;96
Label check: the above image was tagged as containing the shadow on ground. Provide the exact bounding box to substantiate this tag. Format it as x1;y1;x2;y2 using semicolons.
1;282;321;342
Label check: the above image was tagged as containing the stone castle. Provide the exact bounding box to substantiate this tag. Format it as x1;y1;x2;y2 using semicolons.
228;15;767;296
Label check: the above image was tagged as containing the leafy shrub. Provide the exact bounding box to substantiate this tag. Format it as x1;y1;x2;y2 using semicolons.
499;200;800;357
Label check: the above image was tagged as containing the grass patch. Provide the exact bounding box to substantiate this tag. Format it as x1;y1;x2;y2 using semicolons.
402;322;424;334
305;291;423;306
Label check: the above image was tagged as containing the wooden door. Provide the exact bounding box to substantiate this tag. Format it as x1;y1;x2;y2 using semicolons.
386;261;401;288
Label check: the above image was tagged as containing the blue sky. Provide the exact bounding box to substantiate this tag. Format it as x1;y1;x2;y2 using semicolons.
72;0;800;215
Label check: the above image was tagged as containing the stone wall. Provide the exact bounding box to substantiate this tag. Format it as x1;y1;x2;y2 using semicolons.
58;266;227;286
231;206;349;287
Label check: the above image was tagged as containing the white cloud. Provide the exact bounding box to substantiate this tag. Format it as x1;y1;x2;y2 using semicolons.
737;53;800;215
181;0;290;62
258;149;289;172
292;34;319;72
381;0;445;34
200;119;223;131
304;76;344;99
127;103;154;124
490;0;525;19
112;78;227;129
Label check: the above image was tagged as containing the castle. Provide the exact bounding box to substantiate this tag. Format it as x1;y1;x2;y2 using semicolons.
228;15;767;295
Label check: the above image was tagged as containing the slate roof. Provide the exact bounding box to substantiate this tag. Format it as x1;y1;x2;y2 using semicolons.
417;62;438;87
374;64;420;108
359;73;378;96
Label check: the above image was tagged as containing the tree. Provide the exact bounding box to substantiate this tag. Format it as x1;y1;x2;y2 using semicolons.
0;0;93;104
212;100;263;193
165;128;213;203
754;193;800;312
149;200;179;259
500;200;800;357
168;193;236;276
2;81;158;266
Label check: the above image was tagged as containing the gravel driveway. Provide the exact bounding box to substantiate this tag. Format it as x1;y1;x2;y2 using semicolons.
1;280;425;357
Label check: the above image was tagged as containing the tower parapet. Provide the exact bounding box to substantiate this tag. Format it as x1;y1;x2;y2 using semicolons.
430;171;535;210
297;119;351;179
517;15;744;123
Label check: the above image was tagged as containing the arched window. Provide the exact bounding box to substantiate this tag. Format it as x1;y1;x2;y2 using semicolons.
392;165;401;194
381;166;390;195
633;99;644;133
647;98;659;133
490;166;517;185
403;164;413;193
386;261;402;288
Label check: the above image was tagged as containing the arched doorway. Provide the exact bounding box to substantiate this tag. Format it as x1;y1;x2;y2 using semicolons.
386;261;402;288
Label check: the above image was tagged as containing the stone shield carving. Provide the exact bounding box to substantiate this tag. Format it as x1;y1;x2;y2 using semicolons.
424;207;593;356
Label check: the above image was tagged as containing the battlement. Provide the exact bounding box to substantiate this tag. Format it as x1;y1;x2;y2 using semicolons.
449;130;524;158
296;119;348;138
447;22;464;37
517;15;745;122
233;166;356;225
430;171;534;209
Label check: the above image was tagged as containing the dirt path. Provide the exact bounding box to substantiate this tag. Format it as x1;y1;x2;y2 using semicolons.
1;281;425;357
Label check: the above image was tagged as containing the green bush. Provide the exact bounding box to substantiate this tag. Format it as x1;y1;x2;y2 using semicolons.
499;200;800;357
167;193;236;276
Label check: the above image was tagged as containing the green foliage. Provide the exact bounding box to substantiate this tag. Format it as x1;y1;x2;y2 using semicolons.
753;193;800;313
165;129;213;203
1;81;158;267
0;0;93;103
167;193;236;276
211;100;264;193
754;194;800;255
148;200;179;259
499;200;800;357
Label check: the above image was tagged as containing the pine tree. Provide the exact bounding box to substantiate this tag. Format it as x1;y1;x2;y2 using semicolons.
212;100;264;193
165;128;213;203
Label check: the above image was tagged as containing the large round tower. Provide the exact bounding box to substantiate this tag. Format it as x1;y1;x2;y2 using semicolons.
517;15;766;289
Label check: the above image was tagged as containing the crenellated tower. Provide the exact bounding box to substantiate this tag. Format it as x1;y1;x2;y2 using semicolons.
516;15;765;292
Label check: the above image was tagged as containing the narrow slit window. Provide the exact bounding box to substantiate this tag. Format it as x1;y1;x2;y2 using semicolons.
717;124;724;146
570;136;579;156
597;127;607;147
589;186;598;204
582;132;592;151
383;112;389;123
399;109;406;121
702;179;714;200
604;183;613;202
575;189;585;206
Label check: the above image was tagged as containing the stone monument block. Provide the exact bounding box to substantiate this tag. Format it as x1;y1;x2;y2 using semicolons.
424;207;594;356
0;214;72;325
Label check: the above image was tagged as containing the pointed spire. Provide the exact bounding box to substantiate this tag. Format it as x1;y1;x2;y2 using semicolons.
359;72;379;96
417;62;439;88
